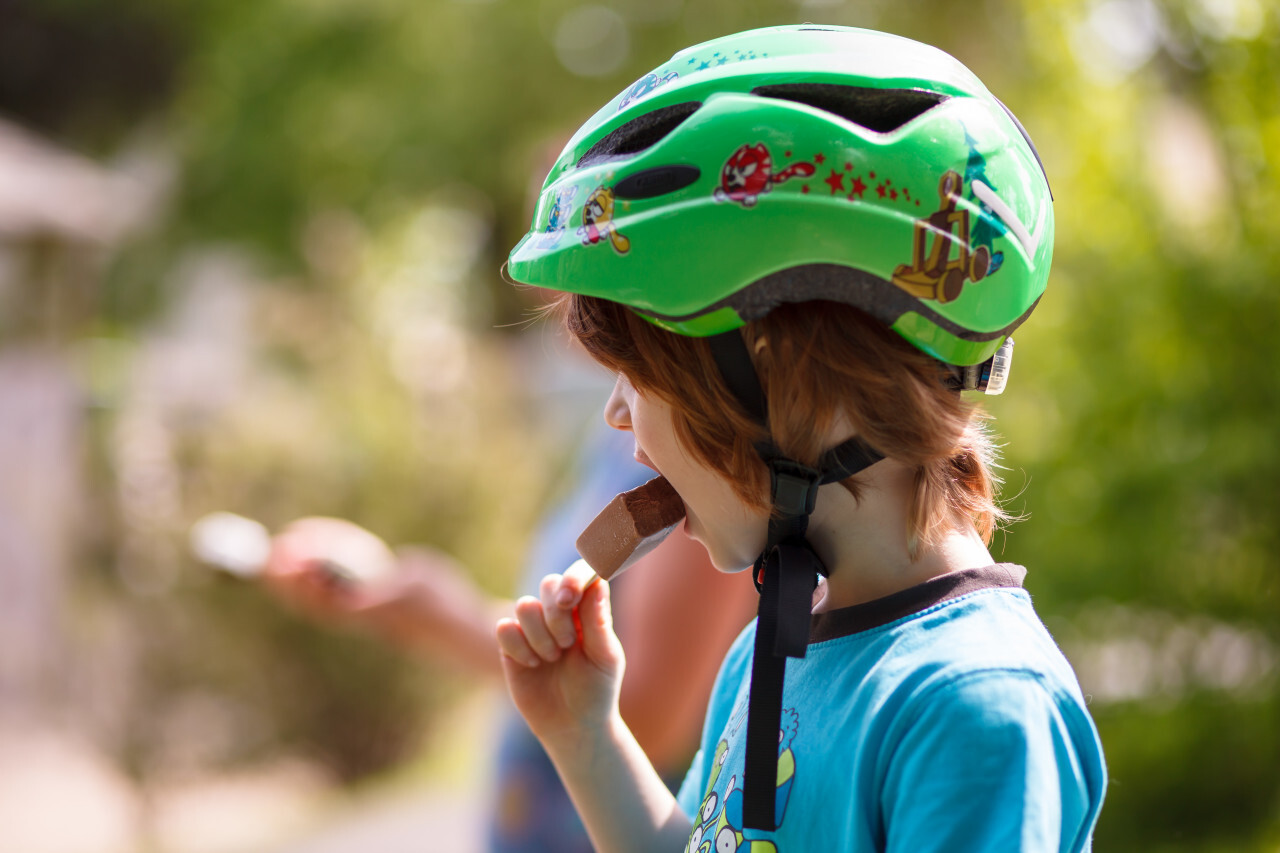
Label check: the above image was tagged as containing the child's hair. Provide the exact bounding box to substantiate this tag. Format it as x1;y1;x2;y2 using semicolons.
560;293;1007;555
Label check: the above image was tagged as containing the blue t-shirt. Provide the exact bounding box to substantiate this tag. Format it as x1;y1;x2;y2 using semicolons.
677;564;1107;853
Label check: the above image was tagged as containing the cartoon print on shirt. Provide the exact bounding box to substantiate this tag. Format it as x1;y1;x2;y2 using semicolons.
534;185;578;249
773;708;799;821
685;709;799;852
577;185;631;254
711;774;778;853
685;741;730;853
713;144;816;208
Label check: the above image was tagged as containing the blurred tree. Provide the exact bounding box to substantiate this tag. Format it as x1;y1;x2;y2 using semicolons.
979;1;1280;849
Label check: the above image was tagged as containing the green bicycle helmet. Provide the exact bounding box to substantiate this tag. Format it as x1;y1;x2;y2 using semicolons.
507;24;1054;832
508;24;1052;376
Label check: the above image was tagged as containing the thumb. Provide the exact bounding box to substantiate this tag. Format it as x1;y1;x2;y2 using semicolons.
576;577;623;672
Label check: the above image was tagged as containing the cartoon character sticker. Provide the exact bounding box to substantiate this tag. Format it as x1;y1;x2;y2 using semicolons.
618;70;680;111
577;185;631;254
534;185;578;249
713;144;815;208
891;170;992;303
962;129;1007;276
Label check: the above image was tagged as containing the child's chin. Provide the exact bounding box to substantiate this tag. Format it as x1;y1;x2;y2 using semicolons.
708;548;755;575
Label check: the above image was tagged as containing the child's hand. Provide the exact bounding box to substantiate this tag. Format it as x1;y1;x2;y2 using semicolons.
495;561;626;745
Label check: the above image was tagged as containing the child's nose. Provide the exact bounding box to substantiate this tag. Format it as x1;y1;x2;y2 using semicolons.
604;377;632;431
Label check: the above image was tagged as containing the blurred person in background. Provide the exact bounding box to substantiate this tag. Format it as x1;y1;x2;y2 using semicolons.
260;415;757;851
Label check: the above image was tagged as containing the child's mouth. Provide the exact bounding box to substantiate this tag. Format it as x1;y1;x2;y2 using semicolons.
634;446;695;537
634;445;659;473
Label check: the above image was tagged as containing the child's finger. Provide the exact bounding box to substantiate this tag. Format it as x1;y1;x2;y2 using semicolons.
495;617;542;668
514;595;562;662
576;577;622;667
539;573;578;649
563;558;600;594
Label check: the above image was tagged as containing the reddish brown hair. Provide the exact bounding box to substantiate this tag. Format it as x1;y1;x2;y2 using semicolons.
560;295;1006;553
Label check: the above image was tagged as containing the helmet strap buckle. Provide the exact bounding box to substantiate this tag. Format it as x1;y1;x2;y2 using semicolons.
768;457;822;520
950;337;1016;395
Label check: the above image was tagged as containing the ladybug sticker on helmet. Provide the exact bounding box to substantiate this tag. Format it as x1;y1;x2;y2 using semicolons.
713;143;816;208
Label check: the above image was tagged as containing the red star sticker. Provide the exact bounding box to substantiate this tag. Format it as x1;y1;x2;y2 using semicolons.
890;189;898;200
876;184;887;198
849;176;867;199
801;185;810;194
824;170;845;194
885;178;892;185
869;171;876;179
785;150;792;157
845;162;853;171
902;187;911;199
814;152;826;165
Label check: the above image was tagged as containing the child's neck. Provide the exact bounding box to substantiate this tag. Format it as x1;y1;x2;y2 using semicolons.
805;459;994;612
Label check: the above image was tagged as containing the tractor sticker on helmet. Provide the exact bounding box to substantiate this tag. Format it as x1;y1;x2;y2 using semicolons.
891;171;993;304
617;70;680;111
713;143;816;208
578;185;631;254
535;186;578;249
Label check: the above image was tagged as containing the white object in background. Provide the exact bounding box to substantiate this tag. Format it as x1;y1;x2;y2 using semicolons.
189;512;271;578
190;512;396;585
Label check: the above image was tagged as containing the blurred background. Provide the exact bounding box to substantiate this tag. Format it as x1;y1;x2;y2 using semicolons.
0;0;1276;851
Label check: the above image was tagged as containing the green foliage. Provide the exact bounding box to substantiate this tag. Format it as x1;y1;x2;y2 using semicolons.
979;2;1280;848
69;209;556;788
1093;692;1280;850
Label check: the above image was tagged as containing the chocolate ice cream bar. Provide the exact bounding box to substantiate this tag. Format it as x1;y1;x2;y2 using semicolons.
575;476;686;580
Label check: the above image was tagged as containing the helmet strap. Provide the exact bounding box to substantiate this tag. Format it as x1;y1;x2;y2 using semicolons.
707;329;768;424
708;329;883;830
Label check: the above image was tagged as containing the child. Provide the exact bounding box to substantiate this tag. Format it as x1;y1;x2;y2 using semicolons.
495;24;1107;852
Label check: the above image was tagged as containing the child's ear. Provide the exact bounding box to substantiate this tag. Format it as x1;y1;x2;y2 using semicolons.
747;332;773;384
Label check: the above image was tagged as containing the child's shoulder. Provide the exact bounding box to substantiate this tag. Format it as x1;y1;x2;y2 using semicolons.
795;564;1085;710
848;575;1098;756
712;564;1087;719
880;575;1081;699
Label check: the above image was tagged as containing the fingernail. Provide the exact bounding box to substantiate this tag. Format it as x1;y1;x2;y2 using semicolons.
556;589;575;607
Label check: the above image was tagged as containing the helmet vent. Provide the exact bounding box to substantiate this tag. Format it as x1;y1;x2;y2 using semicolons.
752;84;948;133
576;101;702;168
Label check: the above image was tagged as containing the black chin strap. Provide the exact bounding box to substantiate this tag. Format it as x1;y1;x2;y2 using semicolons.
709;330;883;830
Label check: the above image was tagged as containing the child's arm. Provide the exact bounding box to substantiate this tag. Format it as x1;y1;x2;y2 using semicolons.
262;519;509;677
496;562;693;852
